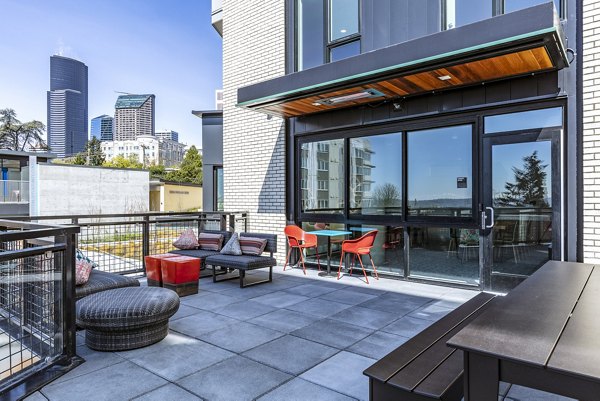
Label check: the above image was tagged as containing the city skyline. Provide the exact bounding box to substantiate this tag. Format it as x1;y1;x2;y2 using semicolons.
0;0;222;150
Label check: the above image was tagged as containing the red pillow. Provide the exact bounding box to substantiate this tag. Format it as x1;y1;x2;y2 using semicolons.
75;259;93;286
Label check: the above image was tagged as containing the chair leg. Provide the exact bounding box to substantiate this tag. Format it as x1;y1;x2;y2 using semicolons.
349;254;356;276
358;256;369;284
368;253;379;280
337;250;345;280
299;248;307;275
283;247;292;271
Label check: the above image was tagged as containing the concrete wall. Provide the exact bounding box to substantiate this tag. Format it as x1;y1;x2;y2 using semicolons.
583;0;600;262
37;164;149;215
222;0;287;261
162;183;202;212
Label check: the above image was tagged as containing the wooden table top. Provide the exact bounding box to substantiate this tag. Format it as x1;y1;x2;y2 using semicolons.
448;261;600;382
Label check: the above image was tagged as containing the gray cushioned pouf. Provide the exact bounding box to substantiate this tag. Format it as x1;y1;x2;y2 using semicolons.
76;287;180;351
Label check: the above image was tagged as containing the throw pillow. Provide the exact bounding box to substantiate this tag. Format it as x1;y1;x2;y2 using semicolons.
198;233;224;251
76;248;99;269
239;236;268;256
220;232;242;256
75;259;93;286
173;229;199;250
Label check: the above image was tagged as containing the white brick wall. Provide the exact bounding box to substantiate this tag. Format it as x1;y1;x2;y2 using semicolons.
583;0;600;262
222;0;288;261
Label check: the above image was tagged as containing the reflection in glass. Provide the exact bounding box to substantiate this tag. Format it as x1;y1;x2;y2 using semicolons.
330;40;361;62
297;0;325;70
505;0;560;14
347;225;404;275
445;0;493;29
485;107;562;134
491;141;552;283
407;125;473;217
300;221;347;266
350;133;402;215
215;166;224;211
300;139;345;214
408;226;480;285
330;0;359;41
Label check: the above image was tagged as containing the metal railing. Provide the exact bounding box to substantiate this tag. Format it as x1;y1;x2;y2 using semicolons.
0;219;80;398
5;212;249;275
0;180;29;203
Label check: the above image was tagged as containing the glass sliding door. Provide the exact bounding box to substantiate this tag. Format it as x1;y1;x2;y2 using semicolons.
481;108;562;292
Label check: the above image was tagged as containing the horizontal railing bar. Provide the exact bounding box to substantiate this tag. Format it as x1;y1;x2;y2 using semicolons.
1;211;249;221
0;227;80;242
0;244;67;263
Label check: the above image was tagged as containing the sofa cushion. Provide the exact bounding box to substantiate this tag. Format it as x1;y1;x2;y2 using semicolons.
75;270;140;300
205;254;277;270
239;237;268;256
172;229;198;250
169;249;219;259
220;233;242;256
198;232;224;251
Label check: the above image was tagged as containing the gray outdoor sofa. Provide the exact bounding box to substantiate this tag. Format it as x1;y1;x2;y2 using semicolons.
75;269;140;300
170;231;277;288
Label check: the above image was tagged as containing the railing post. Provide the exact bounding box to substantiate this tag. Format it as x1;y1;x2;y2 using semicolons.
229;214;235;232
220;214;227;231
199;212;206;231
71;217;79;249
244;212;248;232
142;216;150;273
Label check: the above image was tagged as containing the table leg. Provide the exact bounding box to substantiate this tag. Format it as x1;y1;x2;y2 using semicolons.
464;352;499;401
318;237;336;278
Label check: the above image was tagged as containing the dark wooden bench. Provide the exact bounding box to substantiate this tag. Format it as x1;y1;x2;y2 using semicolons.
363;292;496;401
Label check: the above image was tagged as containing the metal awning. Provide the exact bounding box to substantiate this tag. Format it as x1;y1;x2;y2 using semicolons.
237;2;568;118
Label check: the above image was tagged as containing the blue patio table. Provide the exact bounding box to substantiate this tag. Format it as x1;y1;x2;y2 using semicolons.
312;230;352;278
349;227;377;233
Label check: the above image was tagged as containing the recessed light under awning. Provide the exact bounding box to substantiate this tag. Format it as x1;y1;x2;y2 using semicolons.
237;2;568;119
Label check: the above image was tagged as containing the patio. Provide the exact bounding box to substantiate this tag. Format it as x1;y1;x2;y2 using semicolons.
26;268;573;401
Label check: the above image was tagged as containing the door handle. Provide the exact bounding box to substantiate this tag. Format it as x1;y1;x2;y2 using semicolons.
485;207;495;229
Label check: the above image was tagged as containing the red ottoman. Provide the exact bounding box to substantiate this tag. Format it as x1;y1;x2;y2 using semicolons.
145;254;179;287
161;256;201;296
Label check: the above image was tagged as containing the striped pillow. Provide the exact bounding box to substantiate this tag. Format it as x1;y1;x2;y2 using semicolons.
239;237;268;256
198;233;224;251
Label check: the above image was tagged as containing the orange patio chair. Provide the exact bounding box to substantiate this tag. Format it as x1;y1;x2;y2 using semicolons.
284;225;321;275
337;230;379;284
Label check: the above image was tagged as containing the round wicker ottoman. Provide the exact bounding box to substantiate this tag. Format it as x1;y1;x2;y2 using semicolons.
76;287;180;351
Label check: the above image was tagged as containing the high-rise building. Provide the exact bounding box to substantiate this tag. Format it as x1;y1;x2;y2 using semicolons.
155;130;179;142
47;55;88;158
90;115;114;141
114;94;155;140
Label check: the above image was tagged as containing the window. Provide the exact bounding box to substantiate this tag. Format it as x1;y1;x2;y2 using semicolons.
300;139;344;214
505;0;561;14
445;0;493;29
484;107;563;134
407;125;473;218
350;133;402;216
296;0;360;70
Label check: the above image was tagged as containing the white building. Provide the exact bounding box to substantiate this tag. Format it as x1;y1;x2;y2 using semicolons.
155;130;179;142
101;135;185;168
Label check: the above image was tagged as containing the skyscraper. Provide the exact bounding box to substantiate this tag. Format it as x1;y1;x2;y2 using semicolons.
155;129;179;142
47;55;88;158
114;94;155;141
90;115;114;141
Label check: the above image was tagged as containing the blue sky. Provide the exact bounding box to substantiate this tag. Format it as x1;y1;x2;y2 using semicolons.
0;0;222;148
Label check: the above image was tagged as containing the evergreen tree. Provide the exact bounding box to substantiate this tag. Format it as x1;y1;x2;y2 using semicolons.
496;151;549;208
83;137;106;166
166;146;202;184
148;164;167;179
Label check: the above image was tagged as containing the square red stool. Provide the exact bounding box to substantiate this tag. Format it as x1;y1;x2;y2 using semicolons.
145;254;179;287
161;256;201;296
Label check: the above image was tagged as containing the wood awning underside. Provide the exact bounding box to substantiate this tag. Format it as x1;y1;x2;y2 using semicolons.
237;2;567;119
262;47;554;118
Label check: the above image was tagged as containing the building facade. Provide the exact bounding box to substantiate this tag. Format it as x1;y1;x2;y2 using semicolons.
47;55;88;158
114;94;155;140
90;114;114;141
155;130;179;142
218;0;588;292
100;135;185;167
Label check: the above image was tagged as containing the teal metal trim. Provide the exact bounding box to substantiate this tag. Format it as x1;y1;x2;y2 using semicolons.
237;27;560;108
